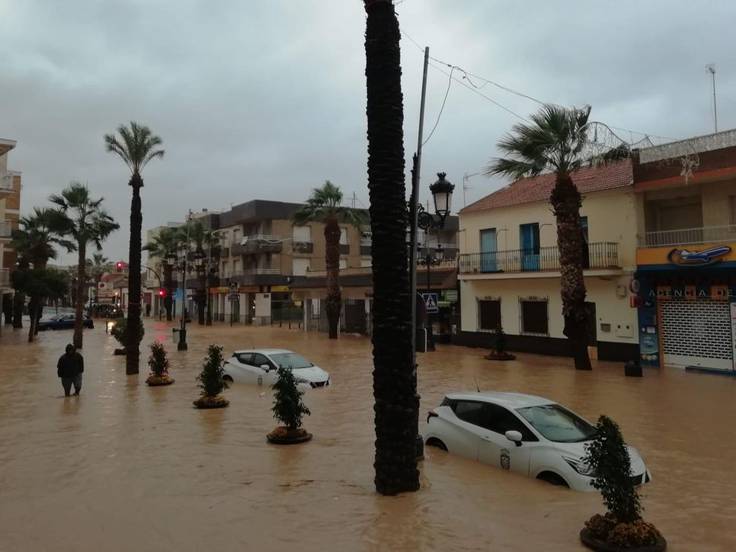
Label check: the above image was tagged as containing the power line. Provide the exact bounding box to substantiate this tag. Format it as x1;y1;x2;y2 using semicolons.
422;66;454;146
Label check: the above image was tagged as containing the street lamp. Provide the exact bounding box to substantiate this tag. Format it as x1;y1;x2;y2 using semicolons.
412;172;455;353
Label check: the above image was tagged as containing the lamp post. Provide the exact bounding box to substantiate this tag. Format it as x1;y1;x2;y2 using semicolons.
175;214;192;351
412;172;455;353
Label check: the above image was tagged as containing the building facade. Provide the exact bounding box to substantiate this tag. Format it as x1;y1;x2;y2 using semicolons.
0;138;21;318
633;129;736;373
456;160;640;361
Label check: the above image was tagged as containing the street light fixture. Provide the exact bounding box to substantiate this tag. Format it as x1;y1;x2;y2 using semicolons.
411;172;455;353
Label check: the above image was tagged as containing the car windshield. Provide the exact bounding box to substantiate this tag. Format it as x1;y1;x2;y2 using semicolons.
516;404;596;443
269;353;313;370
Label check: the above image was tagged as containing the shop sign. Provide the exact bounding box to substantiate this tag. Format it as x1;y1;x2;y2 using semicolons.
667;245;732;267
271;285;290;292
443;289;458;302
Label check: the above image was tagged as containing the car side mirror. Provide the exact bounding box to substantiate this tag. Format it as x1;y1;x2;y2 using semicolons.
260;364;271;371
505;430;523;447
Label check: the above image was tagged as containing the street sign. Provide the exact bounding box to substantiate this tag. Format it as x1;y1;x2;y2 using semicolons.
422;292;439;314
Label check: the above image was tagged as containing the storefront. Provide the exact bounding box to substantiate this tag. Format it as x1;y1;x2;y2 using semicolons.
635;244;736;373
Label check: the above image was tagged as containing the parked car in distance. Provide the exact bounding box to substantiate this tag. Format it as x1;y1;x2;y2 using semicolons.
37;313;94;331
425;392;651;492
223;349;330;389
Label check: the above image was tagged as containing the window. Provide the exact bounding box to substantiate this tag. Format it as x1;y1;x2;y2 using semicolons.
360;258;372;268
235;352;253;364
453;400;485;427
339;259;347;270
251;353;272;369
232;259;241;275
520;299;548;334
517;404;596;443
292;258;310;276
484;404;538;441
339;227;348;245
478;299;501;331
293;225;311;242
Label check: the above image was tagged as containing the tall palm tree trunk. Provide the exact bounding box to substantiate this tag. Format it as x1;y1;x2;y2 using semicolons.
72;242;87;349
551;173;591;370
27;295;39;342
324;218;341;339
163;263;173;321
364;0;419;495
126;174;143;375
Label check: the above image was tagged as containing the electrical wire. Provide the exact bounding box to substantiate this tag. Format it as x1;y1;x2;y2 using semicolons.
422;66;454;146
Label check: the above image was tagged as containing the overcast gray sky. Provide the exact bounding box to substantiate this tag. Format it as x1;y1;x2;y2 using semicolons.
2;0;734;264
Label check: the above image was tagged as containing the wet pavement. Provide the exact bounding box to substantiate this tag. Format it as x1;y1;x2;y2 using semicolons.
0;320;734;551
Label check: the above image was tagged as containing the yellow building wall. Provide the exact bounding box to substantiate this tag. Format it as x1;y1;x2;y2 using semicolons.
460;275;637;344
460;188;639;270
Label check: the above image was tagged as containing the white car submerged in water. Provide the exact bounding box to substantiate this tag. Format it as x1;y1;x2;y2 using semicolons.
424;392;651;492
223;349;330;390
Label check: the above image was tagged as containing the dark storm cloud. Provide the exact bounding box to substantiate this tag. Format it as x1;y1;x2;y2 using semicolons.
1;0;734;262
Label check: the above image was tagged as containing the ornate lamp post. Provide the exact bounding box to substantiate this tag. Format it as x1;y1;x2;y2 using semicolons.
413;172;455;353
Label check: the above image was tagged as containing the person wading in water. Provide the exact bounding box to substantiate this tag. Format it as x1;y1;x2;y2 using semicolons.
57;344;84;397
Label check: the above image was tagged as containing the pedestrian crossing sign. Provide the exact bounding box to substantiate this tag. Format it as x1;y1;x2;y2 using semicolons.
422;292;439;313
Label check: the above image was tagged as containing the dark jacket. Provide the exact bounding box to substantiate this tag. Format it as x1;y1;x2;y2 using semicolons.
57;352;84;378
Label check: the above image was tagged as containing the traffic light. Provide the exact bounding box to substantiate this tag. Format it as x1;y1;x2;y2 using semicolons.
115;261;124;272
158;289;166;298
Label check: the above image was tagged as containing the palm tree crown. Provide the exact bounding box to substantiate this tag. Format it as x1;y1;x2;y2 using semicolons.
487;104;628;180
11;208;74;267
293;181;367;227
104;121;165;179
144;227;182;260
49;182;120;251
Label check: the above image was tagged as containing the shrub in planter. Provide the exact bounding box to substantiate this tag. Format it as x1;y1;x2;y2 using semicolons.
146;341;174;386
485;323;515;361
110;317;144;356
193;344;229;409
267;366;312;444
580;416;666;551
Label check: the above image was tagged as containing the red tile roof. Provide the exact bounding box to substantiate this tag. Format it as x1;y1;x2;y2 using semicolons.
460;159;633;213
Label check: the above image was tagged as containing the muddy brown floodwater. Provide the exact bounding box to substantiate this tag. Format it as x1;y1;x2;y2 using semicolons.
0;320;734;551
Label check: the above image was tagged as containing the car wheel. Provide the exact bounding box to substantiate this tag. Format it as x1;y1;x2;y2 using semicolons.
425;438;447;451
536;472;569;488
223;375;233;383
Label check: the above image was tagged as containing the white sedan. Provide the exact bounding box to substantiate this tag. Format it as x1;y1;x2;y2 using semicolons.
223;349;330;390
424;392;651;492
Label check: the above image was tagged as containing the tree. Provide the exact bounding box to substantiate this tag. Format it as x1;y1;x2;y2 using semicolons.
193;345;229;408
105;122;165;375
10;208;74;341
144;227;181;321
110;316;145;353
364;0;419;495
50;182;119;349
184;220;218;325
487;105;628;370
584;416;641;523
293;181;366;339
271;366;311;430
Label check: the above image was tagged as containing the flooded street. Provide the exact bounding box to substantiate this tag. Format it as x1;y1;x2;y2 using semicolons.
1;321;734;551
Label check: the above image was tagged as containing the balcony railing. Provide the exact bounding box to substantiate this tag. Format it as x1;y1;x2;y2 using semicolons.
0;268;9;287
237;235;283;254
292;241;314;254
459;242;620;274
0;221;11;238
640;225;736;247
232;268;281;276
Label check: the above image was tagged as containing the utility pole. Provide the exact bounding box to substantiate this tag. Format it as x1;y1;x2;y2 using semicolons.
409;46;429;361
706;64;718;133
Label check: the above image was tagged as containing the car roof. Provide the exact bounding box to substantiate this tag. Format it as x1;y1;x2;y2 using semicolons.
233;348;293;355
445;391;554;409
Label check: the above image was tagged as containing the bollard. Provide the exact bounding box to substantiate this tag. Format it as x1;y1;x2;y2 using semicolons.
624;360;642;377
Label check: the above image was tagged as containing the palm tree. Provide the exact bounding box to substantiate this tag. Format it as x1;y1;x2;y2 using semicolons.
184;220;219;325
144;227;181;321
50;182;119;349
10;208;74;341
487;104;628;370
293;181;366;339
363;0;419;495
105;122;164;375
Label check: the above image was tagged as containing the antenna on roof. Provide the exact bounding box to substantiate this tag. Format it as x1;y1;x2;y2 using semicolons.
706;64;718;133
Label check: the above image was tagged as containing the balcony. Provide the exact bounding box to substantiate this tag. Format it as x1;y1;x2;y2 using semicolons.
0;221;11;239
640;225;736;248
229;267;288;287
236;235;283;255
459;242;620;277
0;268;9;288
